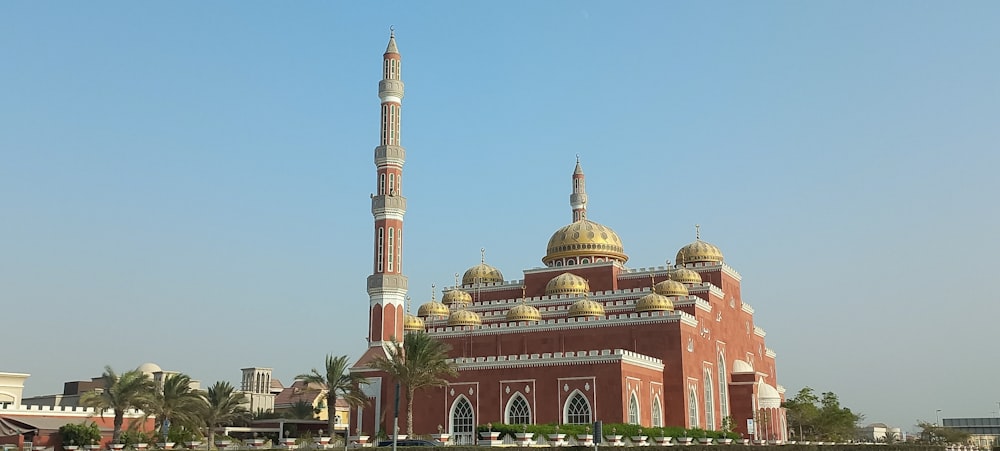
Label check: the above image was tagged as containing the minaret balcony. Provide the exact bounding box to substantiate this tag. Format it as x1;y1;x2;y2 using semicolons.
378;79;404;99
375;145;406;165
371;195;407;214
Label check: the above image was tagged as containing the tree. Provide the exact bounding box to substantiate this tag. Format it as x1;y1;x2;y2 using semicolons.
80;366;156;444
297;355;369;438
200;381;249;449
286;400;319;420
916;420;970;444
367;332;458;435
146;373;204;441
780;387;861;442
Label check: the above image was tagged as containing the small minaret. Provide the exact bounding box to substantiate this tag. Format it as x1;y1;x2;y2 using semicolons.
366;29;408;348
570;155;588;222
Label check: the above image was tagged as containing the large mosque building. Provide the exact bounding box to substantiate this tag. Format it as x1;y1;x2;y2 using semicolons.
351;33;786;445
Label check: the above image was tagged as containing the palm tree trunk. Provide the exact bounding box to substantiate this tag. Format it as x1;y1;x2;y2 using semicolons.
207;430;215;450
406;388;415;436
327;394;336;439
113;411;124;444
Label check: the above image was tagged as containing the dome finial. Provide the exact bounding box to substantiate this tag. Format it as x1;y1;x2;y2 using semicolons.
480;247;486;264
650;273;656;287
695;224;701;240
454;273;459;287
389;25;395;37
406;295;411;313
431;284;436;301
521;285;527;302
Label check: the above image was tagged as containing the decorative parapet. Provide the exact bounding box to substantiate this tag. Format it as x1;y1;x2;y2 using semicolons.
374;145;405;166
428;309;689;337
765;348;776;359
753;326;766;338
367;274;408;293
741;302;755;315
450;348;664;372
0;404;145;418
673;297;713;313
370;195;406;215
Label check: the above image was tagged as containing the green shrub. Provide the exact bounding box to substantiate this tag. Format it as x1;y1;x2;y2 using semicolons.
59;422;102;446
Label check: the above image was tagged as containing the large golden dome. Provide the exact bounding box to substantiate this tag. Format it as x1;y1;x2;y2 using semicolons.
417;299;449;318
403;314;425;332
447;308;482;327
567;297;605;318
506;303;542;322
676;239;724;264
544;272;590;296
635;292;674;313
441;288;472;307
543;219;627;266
462;263;504;286
671;266;703;284
654;279;689;297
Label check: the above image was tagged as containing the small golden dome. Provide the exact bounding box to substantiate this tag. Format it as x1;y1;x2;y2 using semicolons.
671;266;703;284
544;272;591;296
654;279;689;297
676;239;724;264
462;263;504;286
506;303;542;322
635;292;674;313
403;313;425;332
441;288;473;307
447;308;482;327
567;297;605;318
543;219;628;266
417;300;449;318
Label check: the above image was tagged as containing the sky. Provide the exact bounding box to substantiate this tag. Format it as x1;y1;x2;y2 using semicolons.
2;1;999;432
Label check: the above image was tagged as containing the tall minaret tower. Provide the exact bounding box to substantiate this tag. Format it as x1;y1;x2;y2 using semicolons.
570;155;588;222
366;30;407;350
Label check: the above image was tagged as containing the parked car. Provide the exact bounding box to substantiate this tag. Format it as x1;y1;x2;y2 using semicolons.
376;439;443;447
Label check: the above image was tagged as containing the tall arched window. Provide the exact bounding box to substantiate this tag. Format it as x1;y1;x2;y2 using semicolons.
565;391;591;424
380;173;386;195
704;370;716;430
387;228;395;272
718;353;729;418
450;396;474;445
628;392;640;425
377;227;384;272
688;386;699;428
506;393;531;424
652;396;663;427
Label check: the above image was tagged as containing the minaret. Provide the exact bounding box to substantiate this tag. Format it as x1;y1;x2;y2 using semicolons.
366;30;407;348
570;155;588;222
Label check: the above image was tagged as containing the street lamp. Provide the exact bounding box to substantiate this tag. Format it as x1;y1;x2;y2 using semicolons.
935;409;942;427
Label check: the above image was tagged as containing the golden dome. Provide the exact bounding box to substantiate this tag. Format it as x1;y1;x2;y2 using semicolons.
544;272;591;296
671;266;702;284
403;314;425;332
676;239;724;264
567;297;605;318
441;288;472;307
462;263;504;286
635;292;674;313
417;300;449;318
543;219;628;265
506;303;542;322
654;279;689;297
447;308;482;327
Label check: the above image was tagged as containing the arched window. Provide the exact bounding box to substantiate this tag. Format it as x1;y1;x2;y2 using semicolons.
688;386;699;428
380;173;386;195
450;396;475;445
387;228;394;272
580;258;590;264
628;392;640;425
506;393;531;424
377;227;384;272
564;391;591;424
652;396;663;427
389;173;395;195
718;353;729;418
704;370;716;430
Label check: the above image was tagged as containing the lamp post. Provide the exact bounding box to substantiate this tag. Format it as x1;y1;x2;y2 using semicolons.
935;409;942;427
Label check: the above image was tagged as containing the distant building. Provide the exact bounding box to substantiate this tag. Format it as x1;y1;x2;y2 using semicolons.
857;422;902;443
241;367;277;414
943;417;1000;449
273;380;350;433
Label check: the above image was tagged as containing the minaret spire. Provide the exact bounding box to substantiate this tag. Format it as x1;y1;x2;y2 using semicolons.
365;30;408;347
570;155;588;222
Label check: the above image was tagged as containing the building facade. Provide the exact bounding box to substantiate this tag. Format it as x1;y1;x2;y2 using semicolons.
351;33;786;444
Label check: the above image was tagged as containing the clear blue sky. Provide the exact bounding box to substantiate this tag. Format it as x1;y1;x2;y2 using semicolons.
3;1;999;431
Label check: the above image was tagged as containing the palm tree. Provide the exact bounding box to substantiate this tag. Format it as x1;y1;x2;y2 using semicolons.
80;366;157;444
367;332;458;435
146;373;203;441
286;400;319;420
296;355;369;439
200;381;249;449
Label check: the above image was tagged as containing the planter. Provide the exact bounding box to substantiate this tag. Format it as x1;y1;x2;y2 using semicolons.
246;439;265;448
213;442;232;449
676;437;694;445
738;439;750;445
514;433;534;446
313;437;331;448
605;435;624;447
752;440;765;445
110;445;126;451
576;434;594;447
477;432;502;447
183;442;202;449
698;437;713;445
630;436;649;446
349;436;369;448
135;444;148;450
717;438;734;445
155;444;174;450
653;437;673;446
547;434;567;446
64;447;80;451
768;440;783;445
430;434;449;445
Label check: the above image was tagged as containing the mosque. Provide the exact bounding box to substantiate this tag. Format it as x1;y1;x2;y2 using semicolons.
351;32;786;445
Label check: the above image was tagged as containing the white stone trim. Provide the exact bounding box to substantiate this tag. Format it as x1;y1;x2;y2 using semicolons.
451;348;664;372
754;326;766;338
